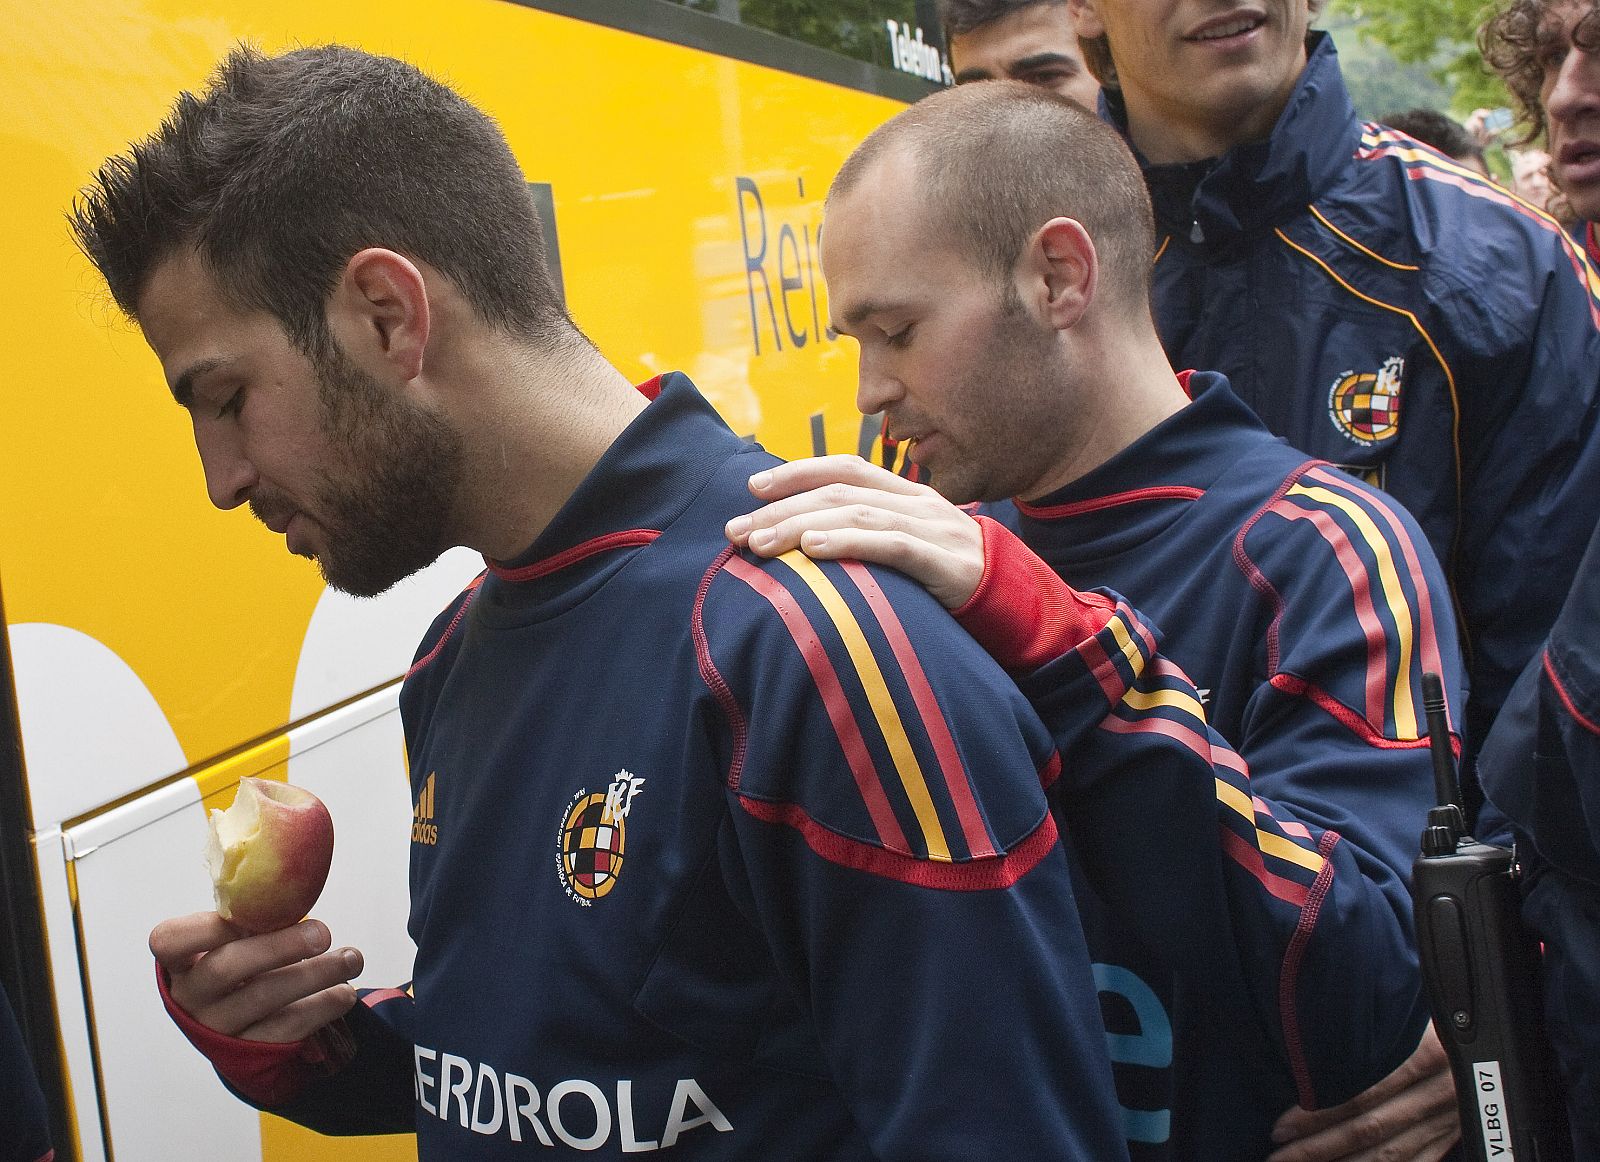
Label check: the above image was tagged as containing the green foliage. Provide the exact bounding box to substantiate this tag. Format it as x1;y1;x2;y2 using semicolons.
1326;11;1454;118
1327;0;1512;115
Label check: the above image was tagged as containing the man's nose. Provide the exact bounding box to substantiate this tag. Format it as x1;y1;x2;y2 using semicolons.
1549;46;1600;124
193;422;257;511
854;348;904;419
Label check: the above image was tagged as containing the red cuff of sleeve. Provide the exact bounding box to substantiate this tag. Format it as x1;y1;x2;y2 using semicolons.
953;516;1115;671
156;961;354;1107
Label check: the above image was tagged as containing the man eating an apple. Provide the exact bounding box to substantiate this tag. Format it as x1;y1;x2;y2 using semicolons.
63;42;1201;1160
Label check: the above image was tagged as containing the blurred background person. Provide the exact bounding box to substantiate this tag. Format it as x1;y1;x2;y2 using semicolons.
1484;0;1600;235
1382;107;1492;176
1511;145;1557;208
940;0;1102;109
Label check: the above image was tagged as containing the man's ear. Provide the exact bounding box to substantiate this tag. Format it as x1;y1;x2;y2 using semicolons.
329;248;431;381
1017;217;1098;331
1067;0;1104;39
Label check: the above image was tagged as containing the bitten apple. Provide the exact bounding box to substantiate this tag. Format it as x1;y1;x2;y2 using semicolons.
205;777;335;933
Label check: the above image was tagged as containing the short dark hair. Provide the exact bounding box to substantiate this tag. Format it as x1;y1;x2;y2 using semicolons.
938;0;1068;38
1481;0;1600;142
70;44;571;359
1080;0;1324;89
831;80;1155;312
1381;108;1486;165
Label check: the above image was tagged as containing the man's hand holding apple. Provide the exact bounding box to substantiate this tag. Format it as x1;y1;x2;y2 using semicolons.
150;911;363;1044
153;775;356;1041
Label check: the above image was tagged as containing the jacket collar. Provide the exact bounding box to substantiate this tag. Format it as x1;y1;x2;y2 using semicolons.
1013;372;1278;526
1105;31;1362;246
482;372;737;592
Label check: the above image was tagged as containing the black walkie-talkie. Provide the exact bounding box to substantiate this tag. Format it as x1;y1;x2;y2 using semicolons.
1411;672;1571;1161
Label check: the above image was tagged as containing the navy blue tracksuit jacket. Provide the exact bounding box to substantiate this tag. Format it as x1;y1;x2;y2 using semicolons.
1116;32;1600;771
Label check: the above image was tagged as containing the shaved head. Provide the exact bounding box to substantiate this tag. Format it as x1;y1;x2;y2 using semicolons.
830;80;1154;313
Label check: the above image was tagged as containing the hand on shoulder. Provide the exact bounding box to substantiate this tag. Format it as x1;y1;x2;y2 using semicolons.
725;454;985;611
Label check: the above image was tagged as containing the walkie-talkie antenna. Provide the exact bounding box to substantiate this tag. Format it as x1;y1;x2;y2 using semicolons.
1422;671;1458;809
1420;671;1466;853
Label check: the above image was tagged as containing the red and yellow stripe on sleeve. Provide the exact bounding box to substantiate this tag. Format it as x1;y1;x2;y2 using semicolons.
1358;124;1600;329
714;549;1017;868
1263;467;1446;742
1075;598;1154;708
1089;609;1332;907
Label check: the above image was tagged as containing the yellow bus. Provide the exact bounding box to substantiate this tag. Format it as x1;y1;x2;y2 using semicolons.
0;3;941;1157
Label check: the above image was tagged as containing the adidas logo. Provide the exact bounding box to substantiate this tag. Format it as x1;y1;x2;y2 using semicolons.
412;772;439;846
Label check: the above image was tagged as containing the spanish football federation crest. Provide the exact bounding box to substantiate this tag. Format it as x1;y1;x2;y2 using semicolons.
1327;355;1404;445
556;770;646;905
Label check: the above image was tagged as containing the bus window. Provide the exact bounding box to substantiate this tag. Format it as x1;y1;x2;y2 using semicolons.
665;0;954;84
